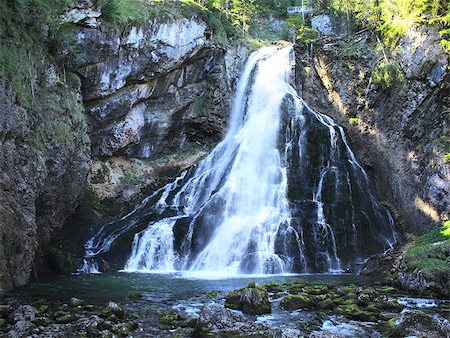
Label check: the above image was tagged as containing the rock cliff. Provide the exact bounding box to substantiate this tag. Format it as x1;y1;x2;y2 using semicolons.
295;26;449;235
0;1;247;291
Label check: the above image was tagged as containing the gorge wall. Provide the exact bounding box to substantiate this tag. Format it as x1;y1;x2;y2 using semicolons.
0;1;247;291
295;26;449;236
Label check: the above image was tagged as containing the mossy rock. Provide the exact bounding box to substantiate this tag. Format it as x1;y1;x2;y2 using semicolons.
303;285;329;295
46;247;73;274
55;314;74;324
356;293;371;306
261;281;282;293
280;293;312;311
317;298;335;310
225;283;271;315
158;311;180;325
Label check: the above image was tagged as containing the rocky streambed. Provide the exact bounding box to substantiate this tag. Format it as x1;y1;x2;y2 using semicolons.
1;273;449;337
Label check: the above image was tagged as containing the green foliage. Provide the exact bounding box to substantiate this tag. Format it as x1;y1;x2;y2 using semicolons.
0;0;74;109
444;153;450;163
120;171;144;186
372;62;405;88
296;26;319;43
403;221;450;286
349;117;359;125
325;0;450;49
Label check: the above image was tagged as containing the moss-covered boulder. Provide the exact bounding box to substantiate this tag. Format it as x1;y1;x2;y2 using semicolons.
397;221;450;298
225;282;271;315
387;309;450;337
279;293;312;310
46;247;73;274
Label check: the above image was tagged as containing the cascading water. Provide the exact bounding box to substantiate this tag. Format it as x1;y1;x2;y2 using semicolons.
80;46;397;275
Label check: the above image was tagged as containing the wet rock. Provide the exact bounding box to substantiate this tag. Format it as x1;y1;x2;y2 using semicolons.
196;304;269;335
69;297;84;307
356;293;371;306
158;311;180;328
112;323;129;336
317;298;335;310
304;285;329;295
5;320;35;338
280;293;312;310
225;283;271;315
0;305;12;318
7;305;38;324
388;309;450;338
261;281;282;293
99;302;125;319
55;314;74;324
32;316;50;326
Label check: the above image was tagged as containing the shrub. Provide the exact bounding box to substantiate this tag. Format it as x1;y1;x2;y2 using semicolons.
444;153;450;163
372;62;404;88
349;117;359;125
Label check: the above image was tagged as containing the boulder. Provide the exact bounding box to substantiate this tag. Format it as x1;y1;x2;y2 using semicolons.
225;282;271;315
7;305;37;324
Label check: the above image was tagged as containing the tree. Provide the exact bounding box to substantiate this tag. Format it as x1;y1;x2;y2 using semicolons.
229;0;256;35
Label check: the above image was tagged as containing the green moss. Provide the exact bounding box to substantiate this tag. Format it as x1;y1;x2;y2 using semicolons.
296;27;319;44
158;311;180;325
444;153;450;163
382;287;396;293
372;62;405;88
280;293;312;310
120;171;144;186
192;95;207;113
46;247;73;274
38;304;49;314
402;222;450;297
206;291;218;298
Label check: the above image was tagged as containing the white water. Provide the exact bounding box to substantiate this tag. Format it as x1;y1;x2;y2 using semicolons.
125;47;294;274
82;45;397;275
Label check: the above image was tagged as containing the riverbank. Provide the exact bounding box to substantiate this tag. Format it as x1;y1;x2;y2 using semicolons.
1;273;449;337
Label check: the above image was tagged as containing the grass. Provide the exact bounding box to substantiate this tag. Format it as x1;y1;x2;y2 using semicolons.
96;0;230;43
403;221;450;292
120;171;144;186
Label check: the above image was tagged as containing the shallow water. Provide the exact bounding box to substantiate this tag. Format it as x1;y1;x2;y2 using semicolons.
15;272;375;303
9;272;449;337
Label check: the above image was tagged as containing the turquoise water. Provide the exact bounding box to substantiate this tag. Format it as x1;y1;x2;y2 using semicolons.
15;272;375;303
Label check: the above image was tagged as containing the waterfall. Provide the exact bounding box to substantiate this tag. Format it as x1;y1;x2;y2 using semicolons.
81;46;397;275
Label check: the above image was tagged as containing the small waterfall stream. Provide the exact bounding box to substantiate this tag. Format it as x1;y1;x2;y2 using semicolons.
80;46;396;275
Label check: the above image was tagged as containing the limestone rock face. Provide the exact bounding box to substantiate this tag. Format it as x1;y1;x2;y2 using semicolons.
296;26;449;234
59;16;246;159
0;74;90;291
1;1;247;291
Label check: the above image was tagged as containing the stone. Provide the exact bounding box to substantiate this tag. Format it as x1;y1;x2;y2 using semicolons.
0;305;12;318
317;298;335;310
196;304;269;335
279;293;312;310
55;314;74;324
356;293;371;306
99;302;124;319
5;320;35;338
7;305;38;324
69;297;84;307
388;309;450;338
225;283;272;315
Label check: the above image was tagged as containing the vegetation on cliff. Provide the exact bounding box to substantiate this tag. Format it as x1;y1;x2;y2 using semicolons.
321;0;450;49
400;221;450;297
